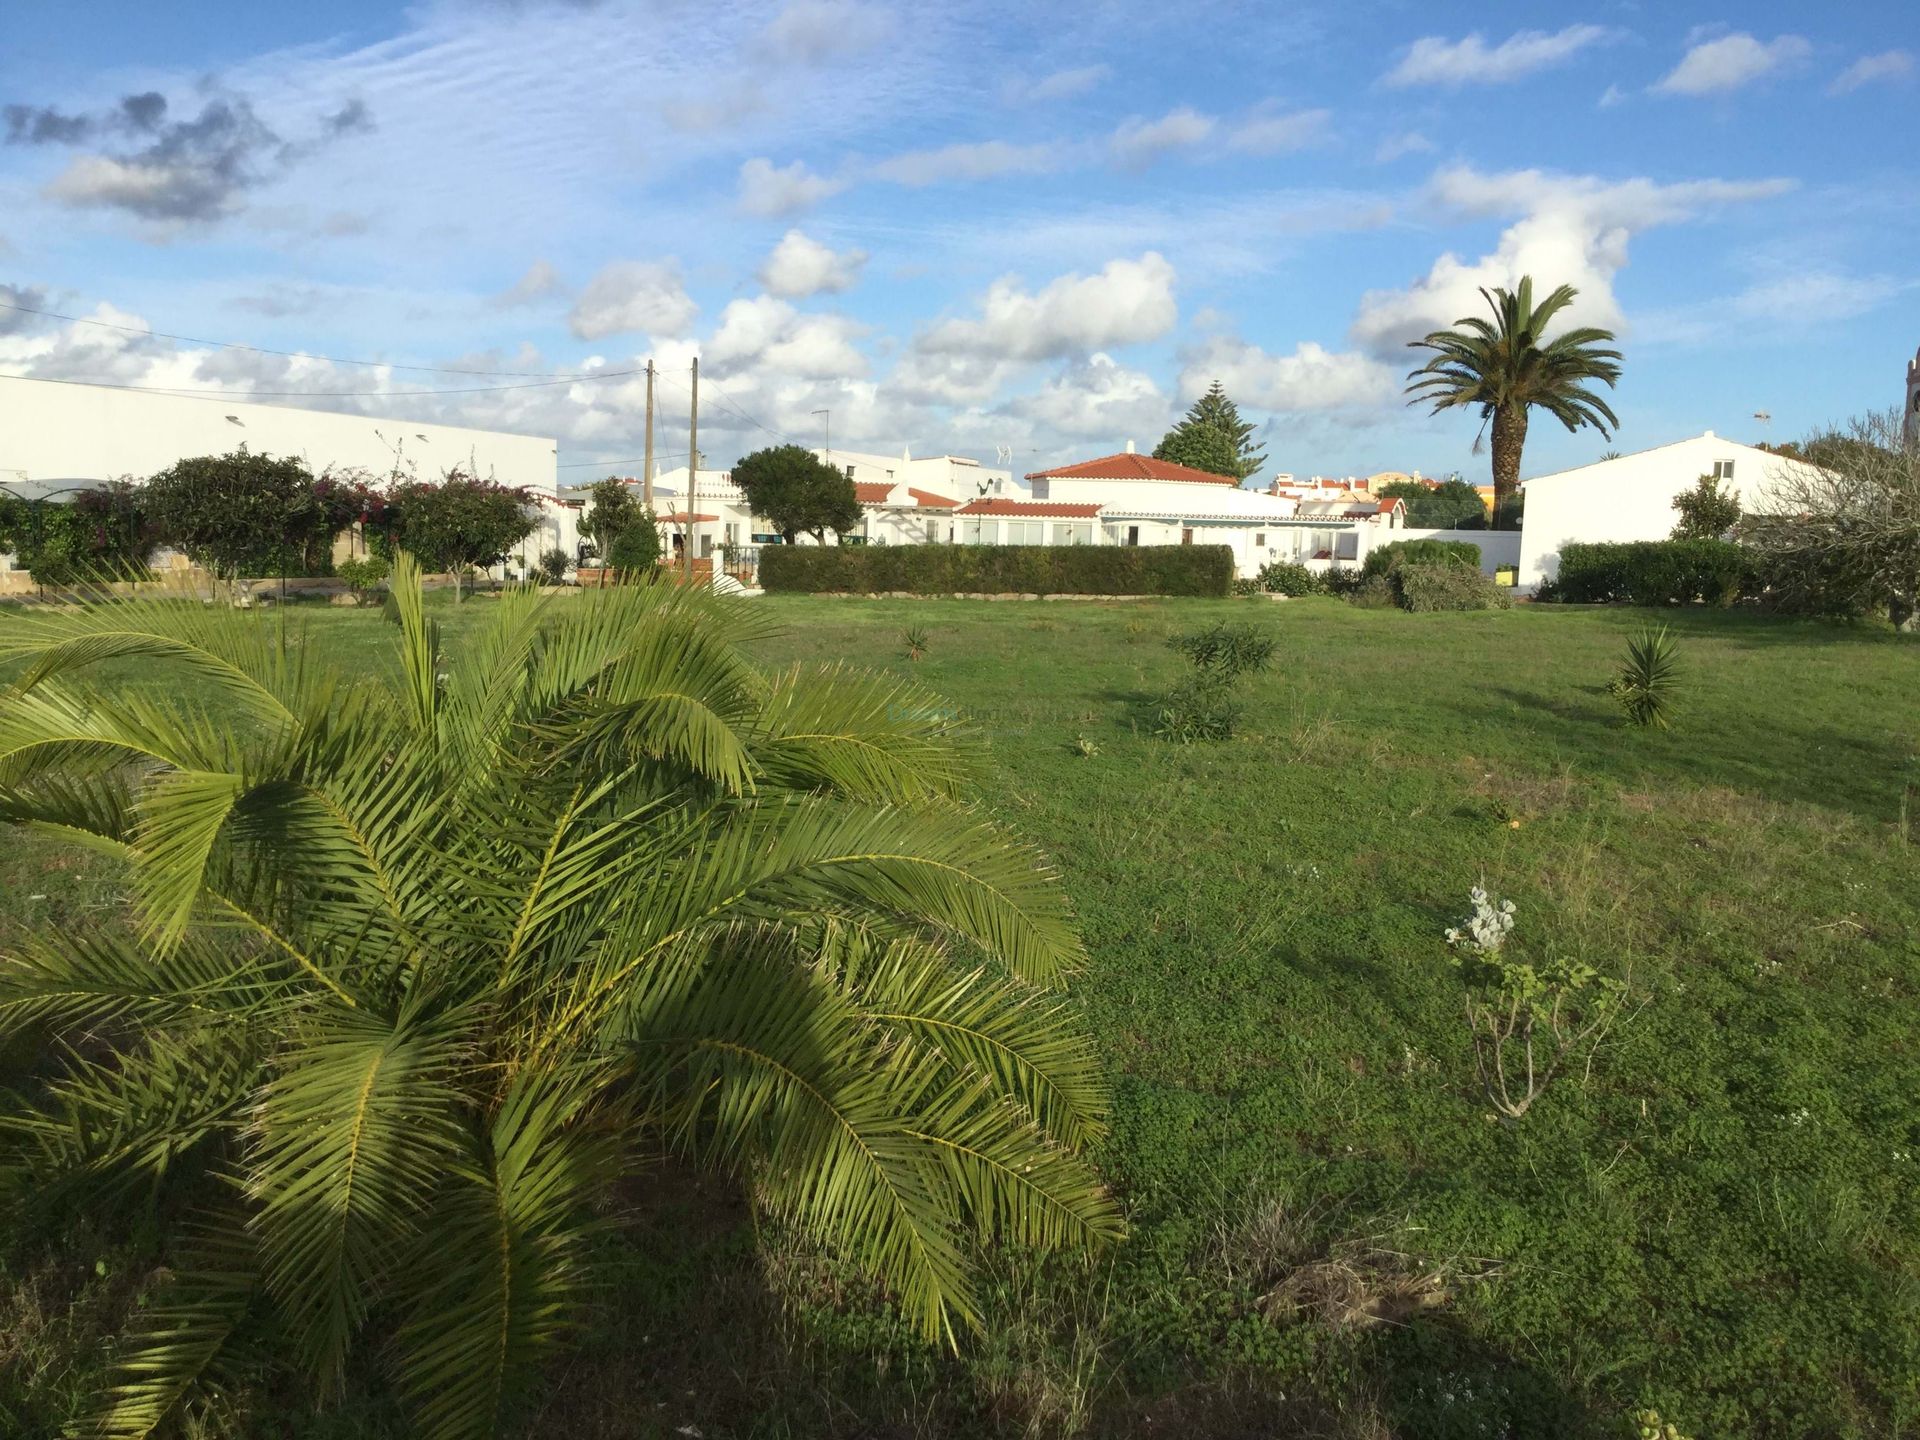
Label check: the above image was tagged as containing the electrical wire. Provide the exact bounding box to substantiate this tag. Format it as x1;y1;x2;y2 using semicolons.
0;298;610;379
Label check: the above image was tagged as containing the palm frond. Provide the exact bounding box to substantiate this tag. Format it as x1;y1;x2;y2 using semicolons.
248;1004;472;1390
751;663;978;803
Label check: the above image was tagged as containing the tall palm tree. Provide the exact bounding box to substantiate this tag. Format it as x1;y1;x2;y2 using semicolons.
1404;277;1623;523
0;556;1119;1439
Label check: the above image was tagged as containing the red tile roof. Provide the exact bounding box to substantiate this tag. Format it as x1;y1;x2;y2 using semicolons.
955;499;1102;518
853;481;895;505
1025;451;1240;486
908;487;958;509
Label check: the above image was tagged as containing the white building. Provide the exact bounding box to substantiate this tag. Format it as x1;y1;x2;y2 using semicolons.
0;376;575;581
1515;430;1831;591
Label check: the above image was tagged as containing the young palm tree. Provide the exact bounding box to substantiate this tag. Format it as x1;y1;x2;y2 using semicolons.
0;556;1119;1439
1405;277;1623;522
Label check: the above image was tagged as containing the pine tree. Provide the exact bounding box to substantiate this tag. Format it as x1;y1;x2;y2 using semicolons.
1153;382;1267;481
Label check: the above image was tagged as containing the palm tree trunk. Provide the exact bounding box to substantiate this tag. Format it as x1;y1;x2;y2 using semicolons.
1490;403;1528;525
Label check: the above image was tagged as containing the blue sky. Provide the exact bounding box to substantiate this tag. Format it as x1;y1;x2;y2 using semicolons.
2;0;1914;484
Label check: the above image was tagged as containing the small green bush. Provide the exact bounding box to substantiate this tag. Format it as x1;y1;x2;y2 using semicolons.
1556;540;1750;607
1167;622;1276;676
1322;565;1369;598
1363;537;1482;578
1154;669;1241;743
1256;560;1323;595
538;547;570;585
606;514;662;573
335;555;388;603
1396;562;1513;613
758;544;1233;597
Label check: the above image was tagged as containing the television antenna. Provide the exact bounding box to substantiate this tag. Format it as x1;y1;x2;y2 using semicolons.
1753;409;1771;443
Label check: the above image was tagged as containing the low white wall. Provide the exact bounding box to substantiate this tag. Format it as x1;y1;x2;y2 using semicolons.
1398;528;1521;574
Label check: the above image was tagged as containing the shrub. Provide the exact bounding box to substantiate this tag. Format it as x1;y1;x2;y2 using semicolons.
1395;563;1513;613
144;450;346;582
538;547;571;585
372;469;539;600
1556;540;1749;607
1613;625;1680;729
1154;669;1241;744
1443;886;1629;1120
1348;575;1399;609
759;544;1233;597
335;555;388;603
1256;560;1323;595
1670;474;1741;540
1362;537;1481;578
0;482;152;585
903;626;929;661
1321;565;1369;598
605;513;662;573
1167;622;1275;677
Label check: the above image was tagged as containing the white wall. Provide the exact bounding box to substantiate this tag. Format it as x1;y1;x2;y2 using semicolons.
1399;528;1522;575
0;376;572;579
1515;432;1824;590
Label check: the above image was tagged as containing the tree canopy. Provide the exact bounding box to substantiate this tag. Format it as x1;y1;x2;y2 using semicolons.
579;476;643;556
143;449;345;582
1375;478;1488;529
1405;277;1622;517
1153;382;1267;481
732;445;861;544
1670;475;1742;540
372;469;537;598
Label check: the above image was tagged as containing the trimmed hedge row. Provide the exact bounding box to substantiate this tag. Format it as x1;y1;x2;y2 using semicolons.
1555;540;1749;607
1363;538;1482;577
759;543;1234;597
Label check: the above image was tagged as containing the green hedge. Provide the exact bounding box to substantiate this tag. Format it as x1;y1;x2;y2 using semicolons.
1555;540;1749;606
1362;538;1482;577
759;544;1234;597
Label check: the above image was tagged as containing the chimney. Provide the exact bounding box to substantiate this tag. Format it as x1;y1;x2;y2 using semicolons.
1124;438;1135;454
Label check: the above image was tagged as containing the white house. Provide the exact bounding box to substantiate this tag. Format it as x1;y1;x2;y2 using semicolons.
0;375;575;582
1516;430;1829;591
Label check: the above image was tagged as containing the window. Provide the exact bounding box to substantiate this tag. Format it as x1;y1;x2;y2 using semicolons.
1255;532;1266;547
1031;478;1050;500
1336;531;1359;560
1181;527;1195;546
1712;460;1736;480
960;518;989;545
1004;519;1043;545
1126;525;1140;546
1053;521;1093;546
926;518;941;543
844;464;856;480
723;522;737;544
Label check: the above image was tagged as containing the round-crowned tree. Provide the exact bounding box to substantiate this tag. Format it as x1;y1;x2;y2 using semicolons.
144;449;335;585
374;469;538;600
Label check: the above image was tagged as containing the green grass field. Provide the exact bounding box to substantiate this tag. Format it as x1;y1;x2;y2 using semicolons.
4;594;1918;1438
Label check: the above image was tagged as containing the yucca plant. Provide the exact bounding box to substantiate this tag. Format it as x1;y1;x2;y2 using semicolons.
903;624;930;661
0;555;1118;1438
1614;625;1680;729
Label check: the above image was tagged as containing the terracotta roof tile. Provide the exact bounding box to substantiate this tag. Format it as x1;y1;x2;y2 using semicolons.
907;487;958;509
1025;451;1240;486
853;481;895;505
954;498;1102;518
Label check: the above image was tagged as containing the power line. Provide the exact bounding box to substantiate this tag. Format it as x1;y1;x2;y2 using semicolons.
654;366;797;448
0;368;648;401
0;298;611;379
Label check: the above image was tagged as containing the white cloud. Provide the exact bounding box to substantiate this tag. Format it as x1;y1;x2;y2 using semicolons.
754;0;894;64
1001;353;1169;441
1375;131;1435;163
1382;26;1616;88
1829;50;1913;94
1110;109;1215;169
1180;336;1396;414
736;157;847;217
1227;108;1331;155
1598;83;1627;108
758;229;867;298
567;260;697;340
1011;64;1111;104
1349;165;1795;356
918;252;1179;362
706;295;867;380
1654;33;1810;96
870;139;1062;186
45;154;238;222
494;259;563;307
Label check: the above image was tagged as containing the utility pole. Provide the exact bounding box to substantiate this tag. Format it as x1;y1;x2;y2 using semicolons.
813;407;830;469
685;356;699;582
642;359;655;507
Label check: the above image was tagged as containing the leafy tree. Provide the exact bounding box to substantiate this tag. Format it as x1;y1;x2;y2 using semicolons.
1740;409;1920;630
1376;478;1487;529
605;512;662;573
1153;382;1266;481
579;476;643;557
1405;277;1623;520
143;449;341;585
0;481;152;586
731;445;861;544
0;557;1118;1438
1670;475;1742;540
375;469;537;600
